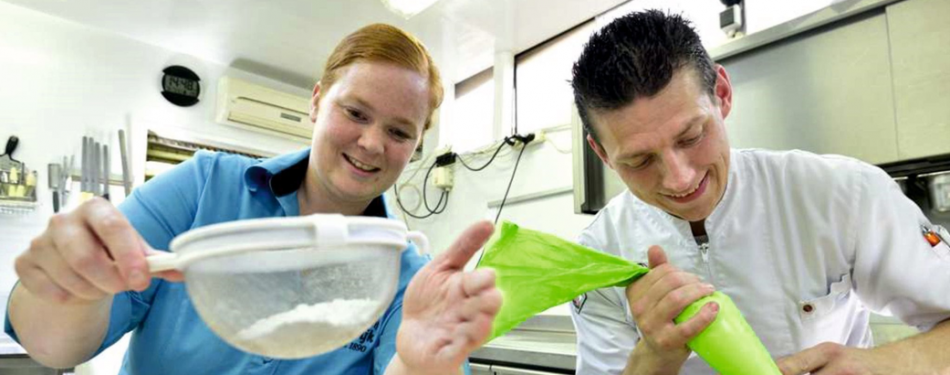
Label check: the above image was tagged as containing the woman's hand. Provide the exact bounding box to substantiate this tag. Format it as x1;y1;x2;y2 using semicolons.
393;221;503;375
15;198;181;306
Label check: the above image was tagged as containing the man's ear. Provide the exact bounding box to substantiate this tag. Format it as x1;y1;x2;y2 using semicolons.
714;65;733;119
310;82;322;123
587;134;613;170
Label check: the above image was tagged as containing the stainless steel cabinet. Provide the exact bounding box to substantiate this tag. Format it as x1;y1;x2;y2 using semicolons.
472;363;494;375
471;363;569;375
0;355;71;375
720;11;900;164
887;0;950;160
492;365;565;375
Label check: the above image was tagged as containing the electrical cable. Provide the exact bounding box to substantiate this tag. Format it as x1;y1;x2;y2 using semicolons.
394;182;447;219
493;142;528;225
396;183;423;212
422;160;449;214
457;139;508;172
393;147;440;223
546;137;573;154
395;133;534;222
401;148;437;183
394;155;449;220
474;141;529;268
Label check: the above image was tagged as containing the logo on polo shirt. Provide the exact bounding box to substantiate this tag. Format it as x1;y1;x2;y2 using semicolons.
345;321;380;353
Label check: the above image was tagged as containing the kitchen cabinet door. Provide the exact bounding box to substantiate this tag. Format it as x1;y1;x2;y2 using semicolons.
492;365;566;375
471;363;493;375
887;0;950;160
719;11;899;164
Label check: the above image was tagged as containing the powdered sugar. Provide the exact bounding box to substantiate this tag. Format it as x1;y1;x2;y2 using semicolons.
233;298;381;358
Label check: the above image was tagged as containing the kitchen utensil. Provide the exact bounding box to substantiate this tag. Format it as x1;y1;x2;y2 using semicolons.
102;144;110;201
81;136;91;201
8;166;18;185
146;214;427;359
930;172;950;212
49;163;63;212
0;135;22;172
92;140;101;196
676;292;782;375
61;155;74;208
118;129;131;197
24;170;36;200
0;171;7;198
479;221;781;375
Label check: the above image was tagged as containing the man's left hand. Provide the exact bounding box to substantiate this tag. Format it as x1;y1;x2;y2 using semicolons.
777;342;881;375
395;221;503;375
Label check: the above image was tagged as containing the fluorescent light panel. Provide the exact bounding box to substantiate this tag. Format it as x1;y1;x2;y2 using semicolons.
381;0;441;19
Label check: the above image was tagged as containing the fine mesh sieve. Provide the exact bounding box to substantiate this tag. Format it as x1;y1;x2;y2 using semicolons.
146;214;428;358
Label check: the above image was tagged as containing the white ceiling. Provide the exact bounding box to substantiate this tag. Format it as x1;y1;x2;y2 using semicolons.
2;0;627;88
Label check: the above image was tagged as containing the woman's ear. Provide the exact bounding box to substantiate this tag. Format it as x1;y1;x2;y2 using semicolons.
310;82;322;123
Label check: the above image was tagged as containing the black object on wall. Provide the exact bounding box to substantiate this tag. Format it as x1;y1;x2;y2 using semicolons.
161;65;201;107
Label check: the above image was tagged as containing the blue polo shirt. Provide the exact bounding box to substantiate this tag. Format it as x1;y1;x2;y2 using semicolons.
5;148;438;375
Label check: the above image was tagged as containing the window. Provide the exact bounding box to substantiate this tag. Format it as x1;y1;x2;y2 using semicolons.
145;131;268;180
447;68;495;153
515;21;596;135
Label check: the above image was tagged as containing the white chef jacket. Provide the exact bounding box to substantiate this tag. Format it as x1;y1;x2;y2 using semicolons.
571;149;950;374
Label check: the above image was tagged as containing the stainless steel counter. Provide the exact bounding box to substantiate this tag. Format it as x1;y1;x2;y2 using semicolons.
1;336;26;355
471;330;577;372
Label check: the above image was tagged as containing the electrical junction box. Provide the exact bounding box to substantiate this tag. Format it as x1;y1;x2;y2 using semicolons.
720;4;743;37
433;166;454;191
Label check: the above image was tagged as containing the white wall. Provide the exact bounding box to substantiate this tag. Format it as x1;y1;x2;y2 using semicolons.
0;2;309;373
401;0;882;261
1;1;918;372
387;0;926;336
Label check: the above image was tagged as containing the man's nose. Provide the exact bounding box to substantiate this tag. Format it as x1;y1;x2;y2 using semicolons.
661;150;696;193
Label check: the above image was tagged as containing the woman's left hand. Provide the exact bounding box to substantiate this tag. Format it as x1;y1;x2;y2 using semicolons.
394;221;503;375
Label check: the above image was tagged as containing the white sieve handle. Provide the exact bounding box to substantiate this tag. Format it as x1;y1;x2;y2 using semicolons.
407;231;430;256
147;252;180;273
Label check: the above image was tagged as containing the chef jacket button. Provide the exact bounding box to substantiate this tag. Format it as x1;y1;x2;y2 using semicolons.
802;303;815;313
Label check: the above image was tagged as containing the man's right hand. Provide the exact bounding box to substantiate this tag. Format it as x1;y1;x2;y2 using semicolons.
624;245;719;373
13;197;181;306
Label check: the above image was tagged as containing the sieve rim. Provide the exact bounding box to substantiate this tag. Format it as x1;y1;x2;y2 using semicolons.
167;214;410;270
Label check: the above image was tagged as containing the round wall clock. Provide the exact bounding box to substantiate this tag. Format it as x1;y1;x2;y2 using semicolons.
161;65;201;107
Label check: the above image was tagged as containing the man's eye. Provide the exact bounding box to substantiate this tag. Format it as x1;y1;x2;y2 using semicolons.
681;134;702;146
628;156;653;170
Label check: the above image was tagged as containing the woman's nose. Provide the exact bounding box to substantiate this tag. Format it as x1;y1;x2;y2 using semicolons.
357;126;385;155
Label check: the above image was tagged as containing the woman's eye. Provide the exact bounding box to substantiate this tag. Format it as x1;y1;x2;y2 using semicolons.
345;107;368;122
389;128;412;141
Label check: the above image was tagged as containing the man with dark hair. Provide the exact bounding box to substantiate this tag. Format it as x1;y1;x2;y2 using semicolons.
569;9;950;375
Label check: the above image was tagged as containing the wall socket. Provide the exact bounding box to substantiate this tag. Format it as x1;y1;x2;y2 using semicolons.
533;130;547;145
433;166;454;191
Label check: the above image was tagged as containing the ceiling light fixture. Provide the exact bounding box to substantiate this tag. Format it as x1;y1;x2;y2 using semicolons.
380;0;442;19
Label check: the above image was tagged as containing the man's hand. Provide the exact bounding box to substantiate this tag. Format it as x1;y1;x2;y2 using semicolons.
777;342;879;375
623;245;718;374
394;221;503;375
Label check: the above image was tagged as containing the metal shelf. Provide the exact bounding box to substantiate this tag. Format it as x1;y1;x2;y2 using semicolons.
0;200;40;215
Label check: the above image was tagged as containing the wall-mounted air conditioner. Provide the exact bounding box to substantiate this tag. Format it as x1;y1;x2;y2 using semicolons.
216;76;313;143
